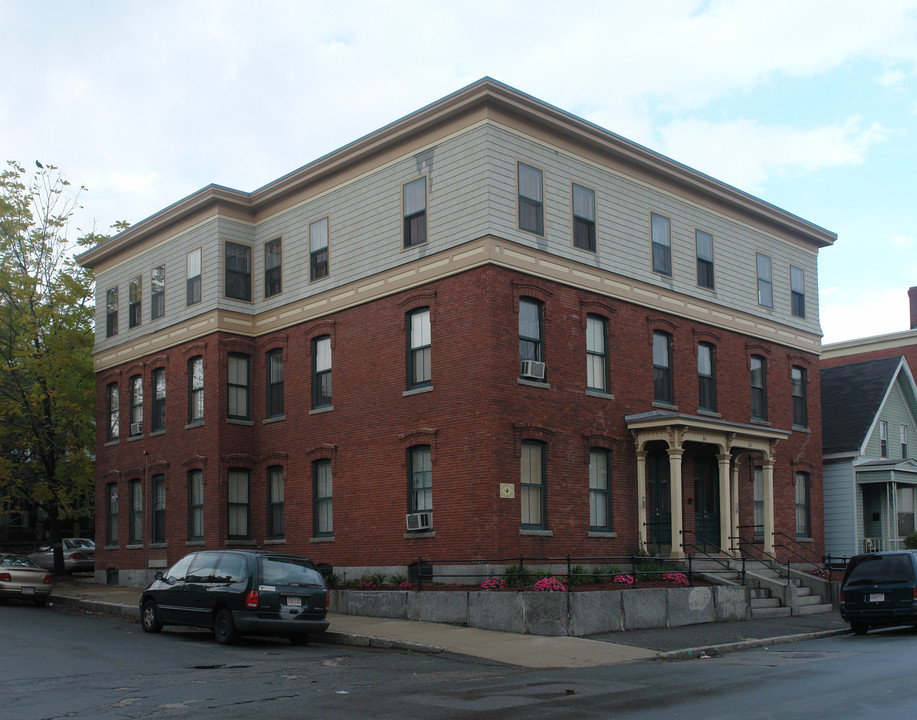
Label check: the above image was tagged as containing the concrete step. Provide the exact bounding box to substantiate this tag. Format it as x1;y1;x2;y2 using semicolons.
796;594;824;606
750;588;771;599
752;606;793;619
795;603;835;616
751;597;782;609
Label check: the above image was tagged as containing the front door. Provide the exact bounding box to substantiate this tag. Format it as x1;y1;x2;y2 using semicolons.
647;452;672;549
694;455;720;550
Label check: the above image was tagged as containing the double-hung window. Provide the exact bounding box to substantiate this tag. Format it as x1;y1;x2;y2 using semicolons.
589;448;612;531
572;183;596;252
186;248;202;306
266;349;284;418
107;383;120;441
791;366;807;428
520;440;546;529
314;459;333;537
403;178;427;248
696;230;714;289
408;445;432;516
756;253;773;308
227;353;250;420
151;265;165;320
790;266;805;318
129;275;142;328
753;467;764;540
152;475;166;543
224;241;251;301
795;472;811;538
106;287;119;337
188;470;203;541
264;237;282;297
586;314;608;392
310;218;329;281
697;342;716;412
750;355;767;421
267;465;284;539
227;469;250;539
519;297;544;380
188;356;204;423
129;478;142;544
653;331;673;405
407;308;431;389
518;163;544;235
880;420;889;457
312;336;332;408
902;425;910;459
106;483;119;545
151;368;166;432
129;375;143;435
651;213;672;276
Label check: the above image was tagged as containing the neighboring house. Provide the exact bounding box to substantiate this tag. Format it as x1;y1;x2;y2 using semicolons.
77;78;834;586
821;356;917;557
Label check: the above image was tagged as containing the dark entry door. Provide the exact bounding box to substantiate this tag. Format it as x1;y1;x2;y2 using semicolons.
694;456;720;550
647;452;671;547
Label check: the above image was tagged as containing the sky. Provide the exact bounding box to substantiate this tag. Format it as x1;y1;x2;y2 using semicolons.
2;0;916;345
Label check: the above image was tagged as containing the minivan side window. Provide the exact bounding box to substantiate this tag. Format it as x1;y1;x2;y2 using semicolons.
166;554;195;583
186;552;222;583
215;554;247;583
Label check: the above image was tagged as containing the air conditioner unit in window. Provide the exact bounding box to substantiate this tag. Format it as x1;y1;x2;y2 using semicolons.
406;511;433;531
130;422;142;435
520;360;546;380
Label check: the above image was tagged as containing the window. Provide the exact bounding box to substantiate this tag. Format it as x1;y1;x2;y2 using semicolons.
407;307;431;389
152;475;165;544
310;218;329;281
227;469;250;539
750;355;767;421
589;448;611;531
129;375;143;435
653;331;673;405
791;366;807;427
106;287;118;337
314;459;333;537
586;314;608;392
129;275;142;328
518;162;544;235
266;349;284;418
408;446;432;516
790;266;805;318
756;253;773;307
188;470;203;540
696;230;714;289
519;297;544;378
898;485;915;537
106;483;119;545
151;265;165;320
224;241;251;301
264;237;282;297
520;440;546;529
227;354;250;420
753;466;764;540
572;184;596;251
403;177;427;248
795;472;811;538
312;336;332;408
151;368;166;432
697;342;716;411
902;425;910;459
186;248;201;306
107;383;120;441
880;420;888;458
267;466;284;539
188;356;204;423
651;213;672;276
129;478;142;544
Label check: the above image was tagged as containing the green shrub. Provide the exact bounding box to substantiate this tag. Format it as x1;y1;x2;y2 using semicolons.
387;573;408;586
502;564;551;588
905;532;917;549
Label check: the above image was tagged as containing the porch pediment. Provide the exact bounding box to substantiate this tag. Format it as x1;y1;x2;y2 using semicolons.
625;410;789;457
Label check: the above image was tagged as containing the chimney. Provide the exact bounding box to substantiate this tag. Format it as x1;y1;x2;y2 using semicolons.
910;286;917;329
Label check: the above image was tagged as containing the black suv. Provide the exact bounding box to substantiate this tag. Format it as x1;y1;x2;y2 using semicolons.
840;550;917;635
139;550;329;645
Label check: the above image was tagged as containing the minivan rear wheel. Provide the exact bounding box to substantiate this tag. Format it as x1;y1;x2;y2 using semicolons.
851;622;869;636
213;608;238;645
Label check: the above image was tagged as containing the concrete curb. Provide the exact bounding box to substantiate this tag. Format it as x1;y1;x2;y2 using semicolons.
656;628;850;660
316;630;444;655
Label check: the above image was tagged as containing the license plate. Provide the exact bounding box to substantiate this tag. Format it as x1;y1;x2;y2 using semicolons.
869;593;885;603
286;596;301;607
21;586;35;595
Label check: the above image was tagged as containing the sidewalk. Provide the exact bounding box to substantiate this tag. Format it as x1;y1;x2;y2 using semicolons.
48;578;849;669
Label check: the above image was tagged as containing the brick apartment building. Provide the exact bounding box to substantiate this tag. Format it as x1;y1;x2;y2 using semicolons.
77;79;835;585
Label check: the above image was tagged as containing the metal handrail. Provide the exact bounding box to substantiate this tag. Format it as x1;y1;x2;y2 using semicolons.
771;532;826;568
736;539;790;580
680;529;746;585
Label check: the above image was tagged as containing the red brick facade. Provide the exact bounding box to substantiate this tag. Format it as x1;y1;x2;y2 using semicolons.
93;265;823;577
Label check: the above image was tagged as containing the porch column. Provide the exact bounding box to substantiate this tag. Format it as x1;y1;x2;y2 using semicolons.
717;452;733;554
635;449;647;551
762;457;776;555
730;460;740;556
668;446;685;558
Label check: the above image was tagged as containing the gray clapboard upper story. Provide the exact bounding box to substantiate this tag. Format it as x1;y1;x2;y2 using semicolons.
78;78;835;370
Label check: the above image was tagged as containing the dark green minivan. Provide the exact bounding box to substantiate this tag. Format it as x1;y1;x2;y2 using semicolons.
139;550;329;645
840;550;917;635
